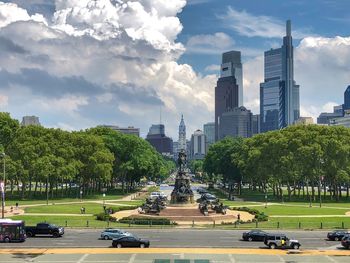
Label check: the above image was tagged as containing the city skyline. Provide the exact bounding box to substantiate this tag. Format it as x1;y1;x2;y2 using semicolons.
0;1;349;138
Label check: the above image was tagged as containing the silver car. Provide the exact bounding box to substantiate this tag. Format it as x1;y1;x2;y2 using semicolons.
100;229;131;240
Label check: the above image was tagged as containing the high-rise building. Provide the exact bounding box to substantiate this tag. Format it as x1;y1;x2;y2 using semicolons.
215;51;242;141
21;116;41;126
203;122;215;151
178;115;186;151
260;20;300;132
252;114;260;135
218;106;253;139
99;125;140;136
343;85;350;111
317;105;343;125
146;124;173;157
190;130;206;160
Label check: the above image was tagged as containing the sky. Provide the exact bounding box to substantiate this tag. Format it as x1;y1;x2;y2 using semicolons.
0;0;349;139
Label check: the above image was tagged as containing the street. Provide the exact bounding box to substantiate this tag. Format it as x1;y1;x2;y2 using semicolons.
0;229;344;250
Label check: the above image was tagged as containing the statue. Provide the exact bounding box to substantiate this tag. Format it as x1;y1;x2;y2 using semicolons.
170;150;194;204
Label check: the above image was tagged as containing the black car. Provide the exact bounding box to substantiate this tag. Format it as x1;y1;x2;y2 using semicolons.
242;230;268;241
25;223;64;238
327;231;349;241
112;236;150;248
341;235;350;249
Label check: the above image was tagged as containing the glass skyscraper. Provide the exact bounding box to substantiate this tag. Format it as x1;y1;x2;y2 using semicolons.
260;20;300;132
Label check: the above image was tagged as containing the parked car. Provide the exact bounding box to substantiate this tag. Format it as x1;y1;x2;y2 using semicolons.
197;193;217;203
327;231;350;241
264;234;300;249
112;236;150;248
100;229;132;240
341;235;350;249
242;230;268;241
25;223;64;238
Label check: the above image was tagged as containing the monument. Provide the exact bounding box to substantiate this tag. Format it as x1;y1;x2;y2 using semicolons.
170;150;194;204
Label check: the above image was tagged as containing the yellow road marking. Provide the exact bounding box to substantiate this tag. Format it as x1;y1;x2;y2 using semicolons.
0;248;350;256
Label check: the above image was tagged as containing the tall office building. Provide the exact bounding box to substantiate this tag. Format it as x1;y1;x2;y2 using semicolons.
215;50;242;141
260;20;300;132
99;125;140;136
317;105;343;125
218;106;253;139
190;130;206;160
146;124;173;157
178;115;186;151
343;85;350;111
21;116;41;126
252;114;260;135
203;122;215;151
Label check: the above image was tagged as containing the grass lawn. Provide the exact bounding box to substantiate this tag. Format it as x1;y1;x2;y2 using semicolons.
24;202;142;214
10;215;175;229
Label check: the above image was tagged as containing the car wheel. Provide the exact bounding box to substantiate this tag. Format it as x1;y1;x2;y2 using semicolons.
140;243;145;248
269;243;276;249
26;232;33;238
52;232;59;238
4;237;10;243
292;244;299;250
248;237;253;242
117;243;122;248
104;235;109;240
335;237;339;241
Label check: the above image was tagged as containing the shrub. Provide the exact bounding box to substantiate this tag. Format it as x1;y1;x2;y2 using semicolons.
95;212;117;222
118;217;176;225
231;207;268;222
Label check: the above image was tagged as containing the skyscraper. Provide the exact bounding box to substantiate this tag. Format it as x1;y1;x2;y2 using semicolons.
190;130;206;160
260;20;300;132
215;50;242;141
344;85;350;111
219;106;253;139
203;122;215;151
21;116;41;126
178;115;186;151
146;124;173;157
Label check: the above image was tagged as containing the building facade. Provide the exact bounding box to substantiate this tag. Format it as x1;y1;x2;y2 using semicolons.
317;105;343;125
21;116;41;126
344;85;350;111
218;106;253;139
295;117;314;125
145;124;173;157
260;20;300;132
190;130;206;160
100;125;140;136
252;114;260;135
203;122;215;151
215;51;242;141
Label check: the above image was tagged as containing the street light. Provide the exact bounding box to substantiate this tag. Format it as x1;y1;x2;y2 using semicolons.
1;152;5;219
319;158;324;208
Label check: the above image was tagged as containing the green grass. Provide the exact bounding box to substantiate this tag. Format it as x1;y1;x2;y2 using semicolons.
24;201;142;214
10;215;176;229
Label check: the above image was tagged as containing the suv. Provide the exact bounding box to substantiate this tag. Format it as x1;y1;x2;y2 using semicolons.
264;234;300;249
341;235;350;249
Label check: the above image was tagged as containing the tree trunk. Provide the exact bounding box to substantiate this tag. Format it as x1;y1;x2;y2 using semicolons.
34;181;38;197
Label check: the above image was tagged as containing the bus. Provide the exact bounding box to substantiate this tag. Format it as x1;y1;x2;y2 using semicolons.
0;219;26;242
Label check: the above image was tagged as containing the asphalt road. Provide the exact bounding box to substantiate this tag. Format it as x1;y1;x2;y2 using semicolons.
0;229;344;250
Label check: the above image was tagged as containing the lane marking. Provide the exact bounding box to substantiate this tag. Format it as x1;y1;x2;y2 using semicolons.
326;256;338;263
128;253;136;263
77;254;89;263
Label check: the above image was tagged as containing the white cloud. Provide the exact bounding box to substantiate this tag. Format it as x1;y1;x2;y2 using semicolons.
204;64;220;72
0;94;8;107
0;1;47;28
186;32;234;54
219;6;312;39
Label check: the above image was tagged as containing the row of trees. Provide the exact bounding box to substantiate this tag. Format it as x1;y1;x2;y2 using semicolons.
203;125;350;201
0;113;174;199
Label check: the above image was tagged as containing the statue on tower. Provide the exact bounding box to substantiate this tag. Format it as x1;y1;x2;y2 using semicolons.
171;150;194;204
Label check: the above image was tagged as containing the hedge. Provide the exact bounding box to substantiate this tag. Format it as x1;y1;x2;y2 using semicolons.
95;205;139;222
232;206;268;222
118;217;175;225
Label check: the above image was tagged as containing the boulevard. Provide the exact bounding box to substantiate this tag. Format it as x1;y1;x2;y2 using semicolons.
0;229;344;250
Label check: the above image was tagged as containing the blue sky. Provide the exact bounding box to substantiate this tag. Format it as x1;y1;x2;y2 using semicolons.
0;0;349;139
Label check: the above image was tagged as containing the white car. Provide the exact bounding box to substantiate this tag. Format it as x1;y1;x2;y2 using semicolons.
150;192;160;199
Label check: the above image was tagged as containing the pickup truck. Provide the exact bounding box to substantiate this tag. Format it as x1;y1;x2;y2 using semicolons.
25;223;64;238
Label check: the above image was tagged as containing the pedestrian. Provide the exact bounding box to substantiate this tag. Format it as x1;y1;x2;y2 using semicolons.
15;202;18;210
237;213;241;221
10;206;13;213
81;207;85;214
281;238;285;248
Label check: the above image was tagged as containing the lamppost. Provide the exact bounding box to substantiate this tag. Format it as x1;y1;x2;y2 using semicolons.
46;176;49;205
1;152;5;219
319;158;324;208
265;188;268;208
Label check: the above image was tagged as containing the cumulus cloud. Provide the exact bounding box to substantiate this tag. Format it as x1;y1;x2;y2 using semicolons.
0;0;216;137
186;32;234;54
204;64;220;72
219;6;312;39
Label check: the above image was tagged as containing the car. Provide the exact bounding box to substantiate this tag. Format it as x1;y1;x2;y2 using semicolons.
25;223;64;238
264;234;300;249
198;193;217;203
327;230;349;241
149;192;160;199
242;230;268;241
341;235;350;249
100;229;132;240
112;236;150;248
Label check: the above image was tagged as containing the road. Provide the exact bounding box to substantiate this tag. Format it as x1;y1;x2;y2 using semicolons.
0;229;343;250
